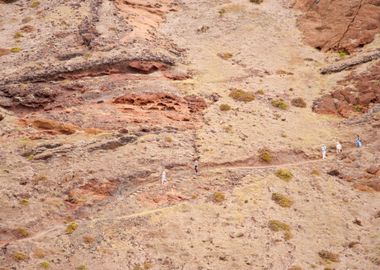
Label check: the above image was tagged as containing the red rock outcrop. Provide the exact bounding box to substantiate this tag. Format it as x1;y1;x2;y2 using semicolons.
313;60;380;117
294;0;380;52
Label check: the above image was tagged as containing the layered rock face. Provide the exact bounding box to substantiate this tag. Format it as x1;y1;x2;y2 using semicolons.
294;0;380;52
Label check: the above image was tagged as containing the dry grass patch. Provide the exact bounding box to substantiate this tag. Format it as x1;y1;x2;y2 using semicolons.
271;193;294;208
275;168;293;182
32;119;77;135
40;261;50;269
19;198;29;206
259;148;272;163
318;250;340;262
250;0;263;3
213;191;225;203
291;97;307;108
10;47;22;53
83;235;95;244
13;251;28;262
268;220;292;240
217;52;233;60
229;89;255;102
14;227;30;238
271;99;288;110
219;104;231;111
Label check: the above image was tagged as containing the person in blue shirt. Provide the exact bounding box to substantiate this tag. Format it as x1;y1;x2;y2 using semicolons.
355;135;363;148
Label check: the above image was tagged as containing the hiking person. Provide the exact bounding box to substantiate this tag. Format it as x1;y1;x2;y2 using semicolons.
161;169;168;185
355;135;362;148
321;145;327;159
194;160;199;174
336;141;342;154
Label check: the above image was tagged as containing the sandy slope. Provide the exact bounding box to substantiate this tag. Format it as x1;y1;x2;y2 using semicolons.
1;0;379;270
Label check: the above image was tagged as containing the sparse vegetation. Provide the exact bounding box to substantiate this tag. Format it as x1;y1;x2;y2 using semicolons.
353;104;363;112
164;136;173;143
76;265;87;270
219;104;231;111
269;220;290;231
40;261;50;269
15;227;30;238
337;50;349;58
268;220;292;240
217;52;233;60
311;169;320;176
33;248;46;259
291;97;307;108
66;222;78;234
10;47;22;53
19;198;29;206
256;89;265;95
288;266;303;270
14;32;23;39
13;251;28;262
223;125;233;133
271;99;289;110
259;148;272;163
31;1;40;8
271;193;294;208
318;250;340;262
250;0;263;3
229;89;255;102
218;8;226;17
275;169;293;182
213;191;225;202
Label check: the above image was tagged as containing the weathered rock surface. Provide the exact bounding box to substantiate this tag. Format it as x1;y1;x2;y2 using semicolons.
294;0;380;52
313;60;380;117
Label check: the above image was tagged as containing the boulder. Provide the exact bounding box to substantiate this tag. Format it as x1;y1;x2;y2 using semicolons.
366;165;379;175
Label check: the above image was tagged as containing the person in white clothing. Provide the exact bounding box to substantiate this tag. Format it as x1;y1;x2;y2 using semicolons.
321;145;327;159
161;169;168;185
336;141;342;154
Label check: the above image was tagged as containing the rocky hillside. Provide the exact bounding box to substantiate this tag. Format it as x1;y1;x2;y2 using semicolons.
0;0;379;270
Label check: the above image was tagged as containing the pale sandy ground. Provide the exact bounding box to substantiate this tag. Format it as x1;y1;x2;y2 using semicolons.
1;0;380;270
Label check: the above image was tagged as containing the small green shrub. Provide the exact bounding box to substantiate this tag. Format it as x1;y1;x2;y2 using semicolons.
337;50;349;58
259;149;272;163
40;261;50;269
219;104;231;111
76;265;87;270
271;99;288;110
66;222;78;234
318;250;340;262
229;89;255;102
353;105;363;112
13;251;28;262
213;191;225;202
291;97;307;108
275;169;293;182
271;193;294;208
10;47;22;53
